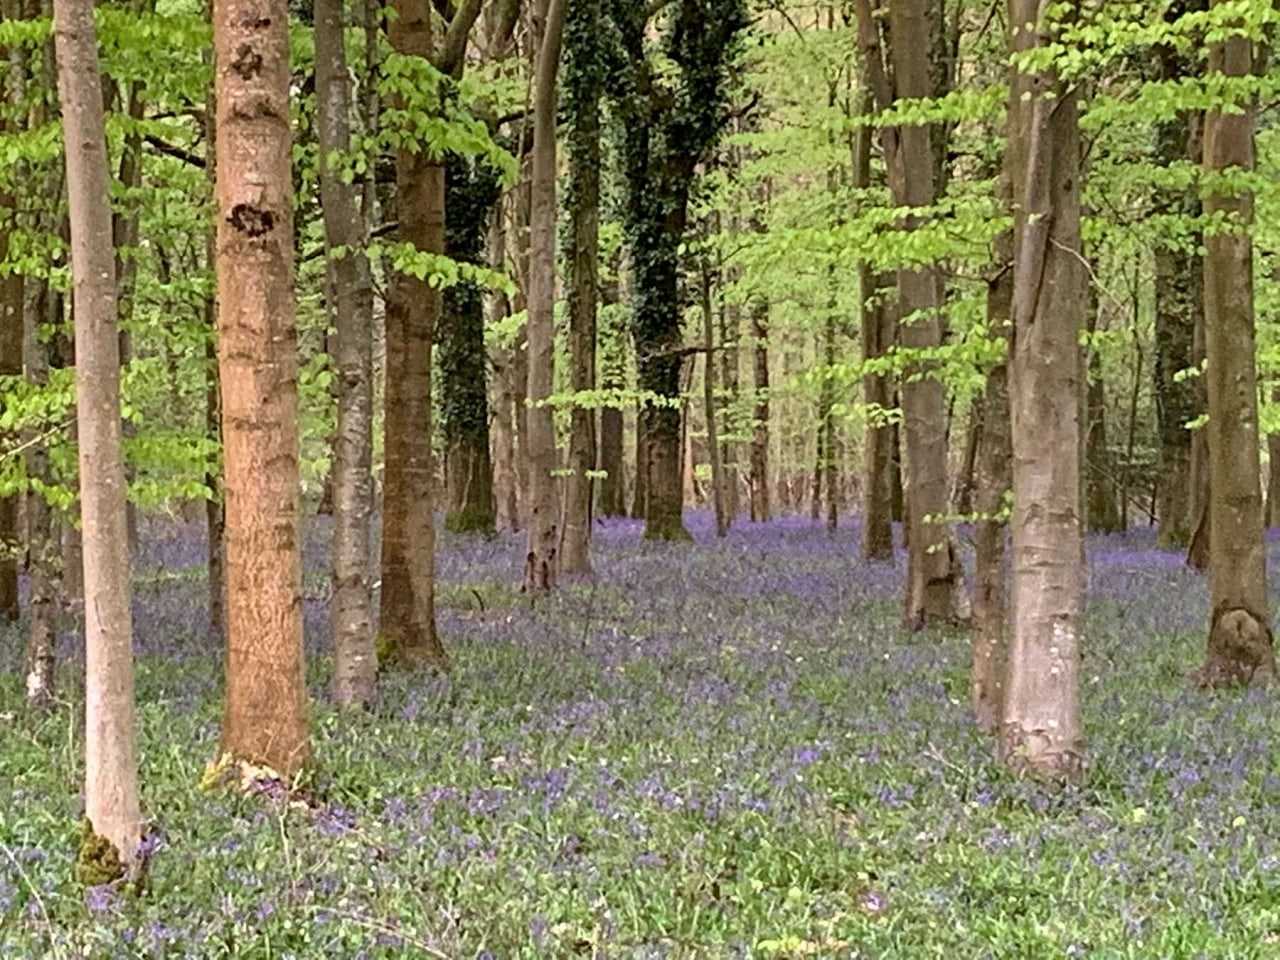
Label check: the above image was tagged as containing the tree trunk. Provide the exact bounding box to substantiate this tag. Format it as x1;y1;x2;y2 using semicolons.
719;291;740;521
1268;387;1280;529
201;40;225;644
109;75;145;556
488;207;520;532
316;0;376;707
1084;287;1123;533
823;313;838;533
214;0;310;773
380;0;453;668
702;261;728;537
749;298;770;522
512;175;531;527
1197;13;1275;687
55;0;143;871
972;218;1012;735
854;80;894;560
561;0;601;573
441;158;498;534
24;275;57;709
0;118;19;623
1152;119;1200;548
1000;0;1085;780
857;0;961;625
631;413;647;519
597;274;626;518
523;0;566;590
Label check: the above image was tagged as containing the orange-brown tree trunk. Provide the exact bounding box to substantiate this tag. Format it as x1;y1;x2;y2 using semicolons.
214;0;310;773
1197;10;1275;687
55;0;143;871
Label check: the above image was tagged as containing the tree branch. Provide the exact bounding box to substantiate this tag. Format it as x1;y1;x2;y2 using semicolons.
436;0;486;76
143;135;206;168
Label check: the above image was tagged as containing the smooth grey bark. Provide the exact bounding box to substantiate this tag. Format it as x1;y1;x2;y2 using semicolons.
316;0;376;707
1000;0;1085;780
1197;12;1275;687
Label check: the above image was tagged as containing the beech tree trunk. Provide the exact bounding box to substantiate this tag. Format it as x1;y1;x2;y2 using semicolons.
749;298;770;523
823;314;838;532
560;0;601;574
853;88;893;560
488;208;520;532
701;262;727;537
55;0;143;870
1197;13;1275;687
380;0;480;666
1000;0;1085;780
214;0;310;773
857;0;962;627
25;277;57;709
972;216;1012;734
1152;82;1201;548
719;293;740;521
316;0;376;707
631;416;647;519
523;0;567;590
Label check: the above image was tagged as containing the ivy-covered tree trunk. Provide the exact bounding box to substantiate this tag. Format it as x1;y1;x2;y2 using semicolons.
561;0;603;574
597;274;627;518
749;297;770;523
522;0;567;589
1000;0;1085;781
316;0;376;707
611;0;745;541
1197;13;1275;687
441;158;499;535
214;0;310;773
56;0;143;872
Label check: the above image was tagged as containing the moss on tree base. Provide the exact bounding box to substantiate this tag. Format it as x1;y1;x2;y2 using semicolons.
75;819;124;887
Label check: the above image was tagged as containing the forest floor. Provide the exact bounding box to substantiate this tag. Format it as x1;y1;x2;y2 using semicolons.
2;513;1279;958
